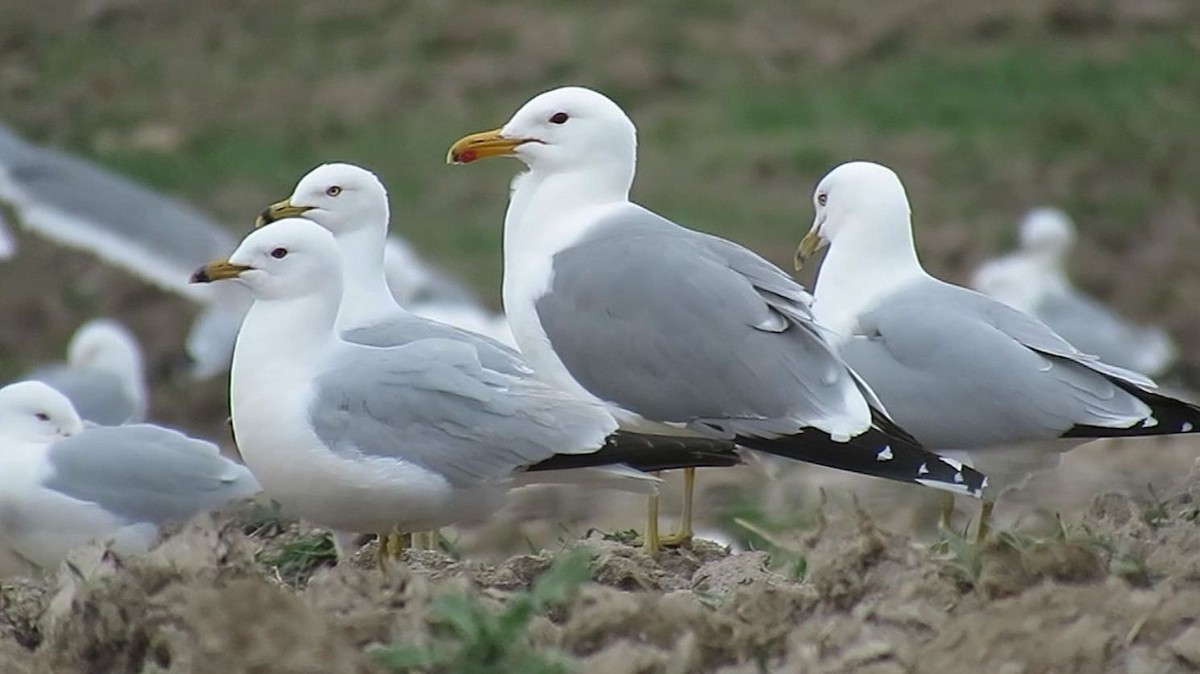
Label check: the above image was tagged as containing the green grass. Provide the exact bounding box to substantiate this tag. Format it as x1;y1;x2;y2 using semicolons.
6;5;1199;298
256;532;339;585
371;547;593;674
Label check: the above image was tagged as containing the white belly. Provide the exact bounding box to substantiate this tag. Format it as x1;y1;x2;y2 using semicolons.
231;378;500;534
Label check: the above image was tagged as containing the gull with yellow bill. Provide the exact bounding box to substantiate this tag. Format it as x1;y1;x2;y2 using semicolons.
447;86;988;550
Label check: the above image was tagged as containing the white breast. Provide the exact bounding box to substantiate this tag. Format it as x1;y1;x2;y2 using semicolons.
230;320;500;534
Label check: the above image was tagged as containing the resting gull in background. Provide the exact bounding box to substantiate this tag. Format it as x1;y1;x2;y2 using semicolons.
0;122;251;379
0;381;261;577
0;123;511;380
795;161;1200;538
447;86;986;551
972;207;1177;377
191;218;741;561
23;317;148;426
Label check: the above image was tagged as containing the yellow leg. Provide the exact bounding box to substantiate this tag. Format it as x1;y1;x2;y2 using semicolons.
939;492;957;531
658;467;696;547
681;466;695;540
644;493;661;555
412;530;440;551
975;500;995;544
377;529;410;569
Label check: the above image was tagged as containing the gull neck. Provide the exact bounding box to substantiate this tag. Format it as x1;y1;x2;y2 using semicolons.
332;224;405;331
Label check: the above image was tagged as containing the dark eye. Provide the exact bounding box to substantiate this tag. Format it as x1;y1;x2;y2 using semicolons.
326;185;342;197
549;112;569;125
817;193;828;207
35;412;49;421
270;247;288;259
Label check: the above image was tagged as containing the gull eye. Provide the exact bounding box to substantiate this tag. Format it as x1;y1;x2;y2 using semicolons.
35;412;49;421
817;193;828;207
326;185;342;197
270;247;288;259
549;112;569;125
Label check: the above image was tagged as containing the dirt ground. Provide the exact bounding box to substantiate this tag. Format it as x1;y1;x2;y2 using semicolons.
0;452;1197;674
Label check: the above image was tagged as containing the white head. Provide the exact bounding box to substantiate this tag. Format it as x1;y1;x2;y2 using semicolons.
0;381;84;443
1018;207;1075;260
66;318;145;381
448;86;637;187
191;218;343;302
256;163;390;238
796;161;913;268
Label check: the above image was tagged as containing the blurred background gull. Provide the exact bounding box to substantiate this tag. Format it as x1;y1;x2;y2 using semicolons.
1;0;1198;553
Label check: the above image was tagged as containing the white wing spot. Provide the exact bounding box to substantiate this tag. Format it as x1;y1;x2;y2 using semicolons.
915;478;972;496
1182;422;1194;432
954;472;964;483
917;463;930;476
876;446;893;461
1141;416;1159;428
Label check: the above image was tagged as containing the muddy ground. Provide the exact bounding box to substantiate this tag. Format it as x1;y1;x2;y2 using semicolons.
0;454;1198;674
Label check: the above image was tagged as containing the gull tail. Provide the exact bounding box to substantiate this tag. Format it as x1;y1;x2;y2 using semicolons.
1063;386;1200;438
734;427;988;498
527;432;741;473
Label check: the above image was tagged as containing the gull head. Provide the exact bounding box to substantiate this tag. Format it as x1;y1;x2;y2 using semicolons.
1019;207;1075;260
447;86;637;177
256;163;390;238
191;218;342;302
0;381;84;442
796;162;912;270
67;318;144;380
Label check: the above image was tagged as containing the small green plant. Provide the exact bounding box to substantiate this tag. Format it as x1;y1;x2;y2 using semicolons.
931;528;984;582
1141;484;1171;528
372;547;594;674
256;532;338;582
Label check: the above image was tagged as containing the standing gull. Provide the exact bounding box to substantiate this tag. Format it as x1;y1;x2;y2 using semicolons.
795;161;1200;537
191;219;740;560
24;317;148;425
0;381;261;577
972;207;1177;376
447;86;986;548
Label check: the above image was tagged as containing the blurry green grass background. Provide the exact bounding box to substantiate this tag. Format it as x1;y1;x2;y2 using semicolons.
1;0;1199;430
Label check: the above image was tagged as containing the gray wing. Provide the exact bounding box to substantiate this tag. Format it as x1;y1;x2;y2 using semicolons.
535;203;865;437
310;338;615;488
1035;289;1176;376
0;123;236;297
43;425;261;524
0;205;13;259
343;314;530;377
841;279;1154;449
25;364;137;426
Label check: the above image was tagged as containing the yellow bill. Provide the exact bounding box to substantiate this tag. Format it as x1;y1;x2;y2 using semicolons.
191;259;252;284
255;199;312;228
446;128;528;165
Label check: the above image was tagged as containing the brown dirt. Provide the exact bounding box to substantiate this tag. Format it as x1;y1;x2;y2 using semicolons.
0;462;1197;673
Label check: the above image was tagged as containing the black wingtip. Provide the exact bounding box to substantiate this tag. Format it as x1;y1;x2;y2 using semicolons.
527;432;742;473
735;428;988;499
1063;385;1200;439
